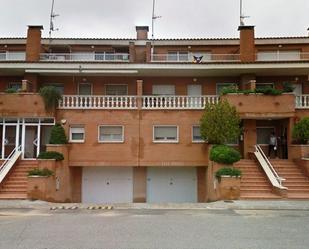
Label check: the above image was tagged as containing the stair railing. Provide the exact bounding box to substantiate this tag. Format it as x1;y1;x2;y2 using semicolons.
254;145;287;189
0;145;22;184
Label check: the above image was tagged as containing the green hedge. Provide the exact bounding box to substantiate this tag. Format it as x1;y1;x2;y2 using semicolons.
37;151;64;161
216;167;242;178
5;88;17;93
28;168;54;177
221;86;285;96
210;145;241;164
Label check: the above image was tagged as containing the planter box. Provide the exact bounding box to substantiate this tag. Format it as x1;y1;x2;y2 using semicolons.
221;93;295;118
289;145;309;160
27;176;55;201
218;176;241;200
0;93;54;117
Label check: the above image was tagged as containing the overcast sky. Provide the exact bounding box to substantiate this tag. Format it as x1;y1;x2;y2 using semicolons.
0;0;308;39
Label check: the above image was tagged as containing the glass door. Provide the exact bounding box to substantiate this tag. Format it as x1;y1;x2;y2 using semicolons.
23;125;39;159
3;125;18;158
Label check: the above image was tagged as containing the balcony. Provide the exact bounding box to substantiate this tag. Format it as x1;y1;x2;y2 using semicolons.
221;93;296;118
0;93;53;117
151;53;240;63
0;52;26;61
58;95;219;110
40;53;130;62
256;51;309;61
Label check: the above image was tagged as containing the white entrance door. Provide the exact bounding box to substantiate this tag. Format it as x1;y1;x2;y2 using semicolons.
82;167;133;203
147;167;197;203
187;85;202;108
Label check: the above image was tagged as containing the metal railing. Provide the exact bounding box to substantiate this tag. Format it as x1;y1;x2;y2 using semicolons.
295;95;309;109
151;53;240;62
256;52;309;61
0;52;26;61
254;145;286;190
59;95;138;109
142;95;219;109
0;145;22;184
40;53;130;62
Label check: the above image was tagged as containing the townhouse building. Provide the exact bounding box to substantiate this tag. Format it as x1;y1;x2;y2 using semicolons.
0;24;309;203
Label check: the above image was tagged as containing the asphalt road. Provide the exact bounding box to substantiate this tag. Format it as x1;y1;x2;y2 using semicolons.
0;208;308;249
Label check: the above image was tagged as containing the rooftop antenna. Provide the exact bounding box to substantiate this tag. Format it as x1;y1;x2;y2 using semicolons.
49;0;59;39
151;0;162;53
240;0;249;26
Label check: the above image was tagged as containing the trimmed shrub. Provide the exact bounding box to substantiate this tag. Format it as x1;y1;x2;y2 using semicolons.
37;151;64;161
216;167;242;178
5;88;17;93
49;124;67;144
28;168;54;177
39;86;62;111
255;86;283;95
292;117;309;144
210;145;241;164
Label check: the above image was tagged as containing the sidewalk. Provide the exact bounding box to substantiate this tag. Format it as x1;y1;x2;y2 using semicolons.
1;200;309;211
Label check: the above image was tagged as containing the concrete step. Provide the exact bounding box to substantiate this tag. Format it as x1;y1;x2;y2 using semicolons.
0;193;27;199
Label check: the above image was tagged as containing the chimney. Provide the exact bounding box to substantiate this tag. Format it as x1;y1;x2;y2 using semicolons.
238;25;255;62
26;25;43;62
136;26;149;40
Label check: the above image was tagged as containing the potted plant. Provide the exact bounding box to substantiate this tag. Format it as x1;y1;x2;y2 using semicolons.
215;167;242;200
27;168;54;201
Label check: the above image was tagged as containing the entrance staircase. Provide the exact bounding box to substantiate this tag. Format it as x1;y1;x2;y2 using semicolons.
271;159;309;199
235;159;281;199
0;160;38;199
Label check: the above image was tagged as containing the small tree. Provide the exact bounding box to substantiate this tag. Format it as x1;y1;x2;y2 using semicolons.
200;100;241;144
292;117;309;144
49;124;67;144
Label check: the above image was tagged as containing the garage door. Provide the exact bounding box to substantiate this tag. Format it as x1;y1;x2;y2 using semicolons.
147;167;197;203
82;167;133;203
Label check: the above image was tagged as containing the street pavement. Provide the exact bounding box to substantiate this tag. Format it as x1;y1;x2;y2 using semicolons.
0;203;309;249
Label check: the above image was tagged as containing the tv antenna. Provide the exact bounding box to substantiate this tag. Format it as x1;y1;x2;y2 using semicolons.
151;0;162;40
49;0;59;39
240;0;249;26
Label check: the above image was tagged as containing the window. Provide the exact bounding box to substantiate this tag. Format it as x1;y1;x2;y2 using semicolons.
216;83;236;95
152;85;175;95
43;83;64;95
105;84;128;95
8;82;22;91
257;127;275;145
192;126;203;142
255;83;274;89
99;126;124;143
70;126;85;143
153;126;178;143
78;83;92;95
167;51;189;62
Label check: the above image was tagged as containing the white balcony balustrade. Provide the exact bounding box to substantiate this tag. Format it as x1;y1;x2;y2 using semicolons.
0;52;26;61
142;95;219;109
58;95;219;110
59;95;138;109
295;95;309;109
151;53;240;62
40;53;130;62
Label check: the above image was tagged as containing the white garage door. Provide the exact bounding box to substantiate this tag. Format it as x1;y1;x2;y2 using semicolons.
147;167;197;203
82;167;133;203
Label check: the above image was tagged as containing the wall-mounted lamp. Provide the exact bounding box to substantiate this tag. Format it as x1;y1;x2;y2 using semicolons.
60;119;67;125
